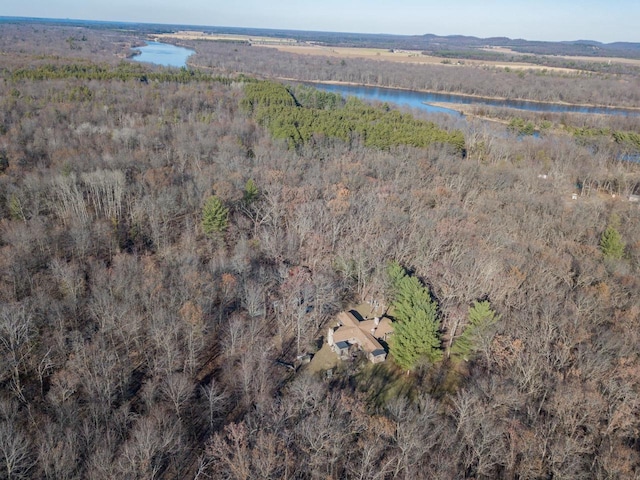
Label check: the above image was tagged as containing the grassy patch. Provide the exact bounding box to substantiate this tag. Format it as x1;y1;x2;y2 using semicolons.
355;362;415;408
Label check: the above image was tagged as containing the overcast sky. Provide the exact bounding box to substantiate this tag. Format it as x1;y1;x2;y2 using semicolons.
3;0;639;43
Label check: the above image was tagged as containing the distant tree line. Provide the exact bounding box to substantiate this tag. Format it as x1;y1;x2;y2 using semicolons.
10;61;248;85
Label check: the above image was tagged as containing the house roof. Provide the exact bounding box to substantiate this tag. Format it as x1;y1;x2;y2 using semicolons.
337;311;360;328
359;319;378;331
332;326;360;344
332;310;393;356
352;317;394;339
374;317;394;338
358;331;384;354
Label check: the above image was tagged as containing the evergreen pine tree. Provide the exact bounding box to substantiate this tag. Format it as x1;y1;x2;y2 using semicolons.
243;179;259;204
388;261;442;371
451;300;500;362
600;225;625;260
201;195;229;237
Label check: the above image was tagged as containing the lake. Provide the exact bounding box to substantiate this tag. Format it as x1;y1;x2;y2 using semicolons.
132;41;195;68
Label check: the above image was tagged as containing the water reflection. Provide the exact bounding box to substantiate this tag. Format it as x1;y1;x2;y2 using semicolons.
132;41;195;68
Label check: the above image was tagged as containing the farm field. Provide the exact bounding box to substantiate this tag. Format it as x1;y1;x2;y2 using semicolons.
256;43;576;72
153;31;297;45
483;46;640;67
156;29;576;72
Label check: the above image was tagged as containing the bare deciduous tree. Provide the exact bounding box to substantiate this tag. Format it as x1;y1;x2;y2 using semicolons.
0;305;34;402
0;421;34;480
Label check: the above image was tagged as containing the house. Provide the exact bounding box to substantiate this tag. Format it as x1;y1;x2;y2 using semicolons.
327;309;394;363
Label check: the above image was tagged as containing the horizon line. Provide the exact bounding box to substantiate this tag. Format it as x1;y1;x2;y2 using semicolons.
1;15;638;46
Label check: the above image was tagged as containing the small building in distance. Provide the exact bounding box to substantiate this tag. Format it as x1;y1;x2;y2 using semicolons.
327;309;393;363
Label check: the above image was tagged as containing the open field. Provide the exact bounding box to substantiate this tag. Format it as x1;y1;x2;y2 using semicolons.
252;43;577;72
153;31;297;45
482;46;640;67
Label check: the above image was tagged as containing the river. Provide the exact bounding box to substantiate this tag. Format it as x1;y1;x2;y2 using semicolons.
132;42;639;118
307;82;640;118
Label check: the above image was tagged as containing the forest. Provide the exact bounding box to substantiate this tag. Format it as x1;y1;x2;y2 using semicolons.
0;21;639;479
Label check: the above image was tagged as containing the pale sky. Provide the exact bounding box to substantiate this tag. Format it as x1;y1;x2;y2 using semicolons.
3;0;639;43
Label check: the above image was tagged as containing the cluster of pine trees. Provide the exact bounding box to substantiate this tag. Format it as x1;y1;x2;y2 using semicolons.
10;61;245;85
572;126;640;153
242;81;466;152
386;262;499;371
